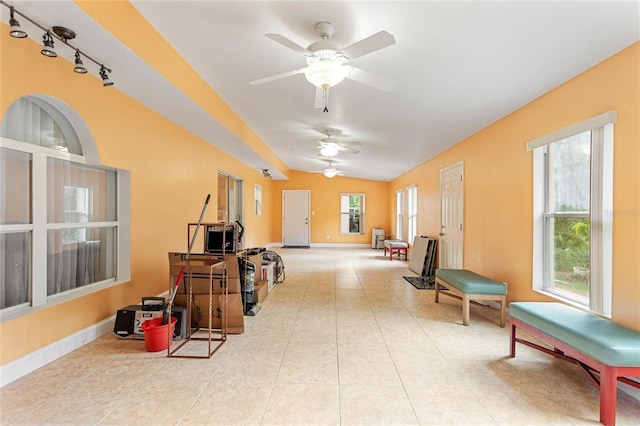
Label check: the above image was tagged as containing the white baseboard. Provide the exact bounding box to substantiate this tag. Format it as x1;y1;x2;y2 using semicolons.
266;242;369;249
310;243;370;248
0;315;115;387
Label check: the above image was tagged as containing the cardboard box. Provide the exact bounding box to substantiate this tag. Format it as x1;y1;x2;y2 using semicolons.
253;280;268;304
168;252;241;279
174;292;244;334
247;253;263;269
170;261;241;295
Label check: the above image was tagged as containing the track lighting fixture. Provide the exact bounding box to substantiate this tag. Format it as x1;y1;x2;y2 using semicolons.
8;6;26;38
1;0;114;86
262;169;272;179
74;50;87;74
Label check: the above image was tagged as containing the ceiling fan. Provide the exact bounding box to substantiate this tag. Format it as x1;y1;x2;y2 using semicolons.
315;129;361;157
250;21;396;111
307;160;344;178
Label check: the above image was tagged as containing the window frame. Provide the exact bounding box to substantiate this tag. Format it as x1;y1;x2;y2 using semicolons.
340;193;365;235
395;190;403;241
254;184;262;216
407;185;417;244
530;111;614;316
0;138;130;321
217;172;243;224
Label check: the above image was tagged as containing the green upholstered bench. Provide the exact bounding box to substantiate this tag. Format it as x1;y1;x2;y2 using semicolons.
435;269;507;327
383;240;408;261
509;302;640;426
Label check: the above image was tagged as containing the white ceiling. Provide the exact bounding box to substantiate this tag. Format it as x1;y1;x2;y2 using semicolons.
3;1;639;181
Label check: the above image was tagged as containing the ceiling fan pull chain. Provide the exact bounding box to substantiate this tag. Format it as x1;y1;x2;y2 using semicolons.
323;87;329;112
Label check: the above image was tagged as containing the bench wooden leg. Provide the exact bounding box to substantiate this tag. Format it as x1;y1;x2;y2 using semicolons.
510;323;517;357
600;367;617;426
462;294;470;326
499;295;506;328
386;247;407;260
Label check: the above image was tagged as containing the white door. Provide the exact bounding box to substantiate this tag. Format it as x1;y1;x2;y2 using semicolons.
439;162;464;269
282;190;310;247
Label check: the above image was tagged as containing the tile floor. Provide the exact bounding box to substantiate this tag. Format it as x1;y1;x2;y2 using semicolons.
2;248;639;425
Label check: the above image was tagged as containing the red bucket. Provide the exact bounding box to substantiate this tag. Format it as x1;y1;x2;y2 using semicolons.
140;317;177;352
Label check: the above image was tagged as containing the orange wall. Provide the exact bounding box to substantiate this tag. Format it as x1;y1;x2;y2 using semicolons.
1;14;637;371
271;171;391;245
391;42;640;330
0;29;275;365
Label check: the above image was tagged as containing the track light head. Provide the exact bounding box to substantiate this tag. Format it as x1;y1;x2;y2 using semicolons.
73;50;87;74
9;6;27;38
100;65;113;86
40;32;57;57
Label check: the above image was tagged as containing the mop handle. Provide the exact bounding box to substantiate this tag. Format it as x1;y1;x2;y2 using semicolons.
162;194;210;325
186;194;210;262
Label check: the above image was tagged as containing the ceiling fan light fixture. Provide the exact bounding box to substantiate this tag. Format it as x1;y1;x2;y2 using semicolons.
303;60;350;89
324;168;337;178
320;143;339;157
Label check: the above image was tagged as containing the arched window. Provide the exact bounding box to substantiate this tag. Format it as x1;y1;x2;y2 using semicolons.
0;96;130;316
1;96;82;154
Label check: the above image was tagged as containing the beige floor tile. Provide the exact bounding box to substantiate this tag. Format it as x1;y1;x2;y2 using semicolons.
338;353;402;386
180;380;273;425
276;352;339;384
339;384;419;425
404;383;497;425
261;383;340;425
99;379;207;425
17;377;140;425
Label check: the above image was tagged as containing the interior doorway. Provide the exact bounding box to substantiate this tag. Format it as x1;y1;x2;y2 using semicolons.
439;161;464;269
282;190;310;248
217;173;243;225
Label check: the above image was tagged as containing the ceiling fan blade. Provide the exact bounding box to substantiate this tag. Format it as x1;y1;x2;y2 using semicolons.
339;141;363;147
265;33;311;55
340;31;395;61
250;68;306;85
347;66;395;92
339;146;360;154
